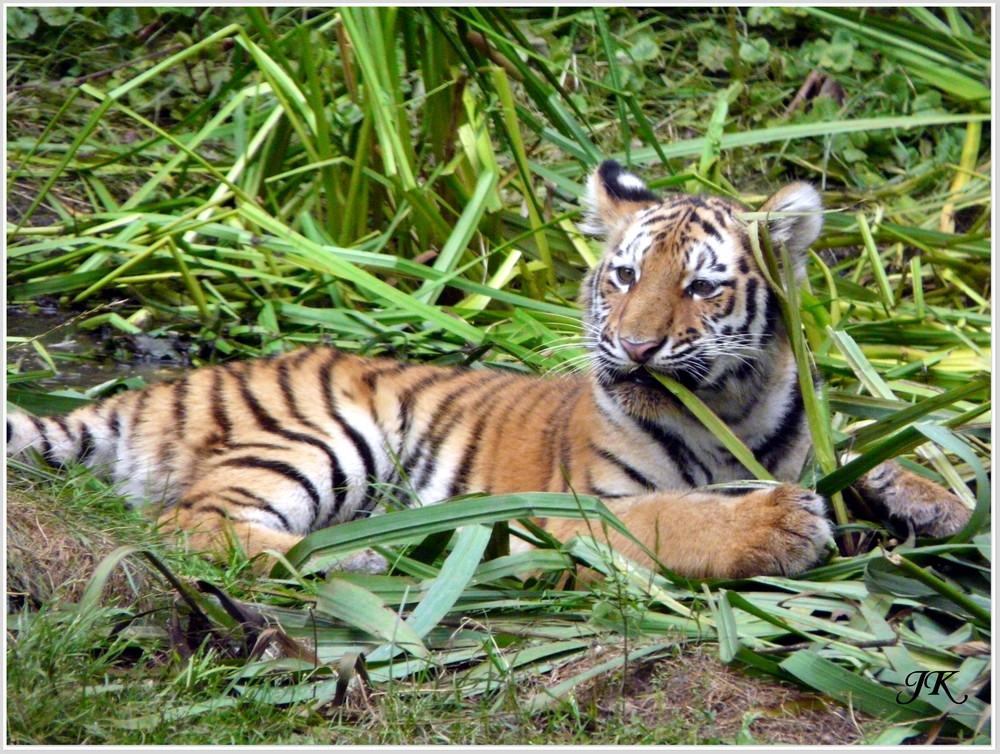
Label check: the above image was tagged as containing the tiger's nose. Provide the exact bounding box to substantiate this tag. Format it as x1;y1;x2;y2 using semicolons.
621;338;663;363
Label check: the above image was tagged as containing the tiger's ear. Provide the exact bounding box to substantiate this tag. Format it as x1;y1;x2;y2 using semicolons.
582;160;660;236
758;182;823;280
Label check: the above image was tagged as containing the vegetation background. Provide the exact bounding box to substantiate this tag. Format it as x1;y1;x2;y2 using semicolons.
5;6;992;746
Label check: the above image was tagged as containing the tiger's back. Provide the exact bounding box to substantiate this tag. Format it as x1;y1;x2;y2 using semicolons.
8;349;590;528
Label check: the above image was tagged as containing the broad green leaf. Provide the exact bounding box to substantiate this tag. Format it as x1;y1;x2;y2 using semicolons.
280;493;635;576
317;577;429;659
368;524;492;664
711;589;741;664
780;651;939;722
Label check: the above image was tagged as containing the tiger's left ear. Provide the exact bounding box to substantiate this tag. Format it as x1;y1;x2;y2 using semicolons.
758;182;823;280
582;160;660;236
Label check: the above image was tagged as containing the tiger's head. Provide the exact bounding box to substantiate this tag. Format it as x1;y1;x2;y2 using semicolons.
580;160;823;419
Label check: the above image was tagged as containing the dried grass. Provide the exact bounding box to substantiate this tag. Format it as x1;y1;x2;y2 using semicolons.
6;481;151;609
569;643;872;745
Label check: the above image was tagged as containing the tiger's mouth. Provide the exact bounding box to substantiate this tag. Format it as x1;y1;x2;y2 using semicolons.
612;365;703;392
623;368;666;389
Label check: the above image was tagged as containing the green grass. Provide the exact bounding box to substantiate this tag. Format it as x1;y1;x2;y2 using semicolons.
6;7;991;746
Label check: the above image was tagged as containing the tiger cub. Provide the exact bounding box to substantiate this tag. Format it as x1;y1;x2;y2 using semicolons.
6;161;971;579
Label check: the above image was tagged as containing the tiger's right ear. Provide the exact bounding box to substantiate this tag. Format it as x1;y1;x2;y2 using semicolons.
581;160;660;236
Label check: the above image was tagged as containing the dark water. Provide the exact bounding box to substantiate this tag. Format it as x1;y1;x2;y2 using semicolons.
6;307;187;392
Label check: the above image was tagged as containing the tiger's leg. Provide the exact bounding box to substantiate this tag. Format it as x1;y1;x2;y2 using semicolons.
156;442;388;574
157;500;389;575
156;502;305;568
541;484;832;579
853;460;972;538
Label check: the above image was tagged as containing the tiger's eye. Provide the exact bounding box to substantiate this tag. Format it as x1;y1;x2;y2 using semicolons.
614;266;636;286
688;279;717;297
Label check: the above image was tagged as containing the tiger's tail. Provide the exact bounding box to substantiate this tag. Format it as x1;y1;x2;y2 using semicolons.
7;397;129;475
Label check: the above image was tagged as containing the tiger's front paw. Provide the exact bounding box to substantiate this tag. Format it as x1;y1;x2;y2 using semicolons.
724;484;833;578
855;461;973;538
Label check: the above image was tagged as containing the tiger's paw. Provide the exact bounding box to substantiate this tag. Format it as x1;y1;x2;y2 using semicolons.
854;461;972;538
724;484;833;579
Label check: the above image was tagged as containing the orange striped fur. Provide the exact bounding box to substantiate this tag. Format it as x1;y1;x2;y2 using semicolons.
7;161;971;578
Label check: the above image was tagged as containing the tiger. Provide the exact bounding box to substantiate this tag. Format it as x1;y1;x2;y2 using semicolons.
6;160;972;579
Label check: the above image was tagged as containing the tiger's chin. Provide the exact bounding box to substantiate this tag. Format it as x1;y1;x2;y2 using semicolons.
611;383;674;420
